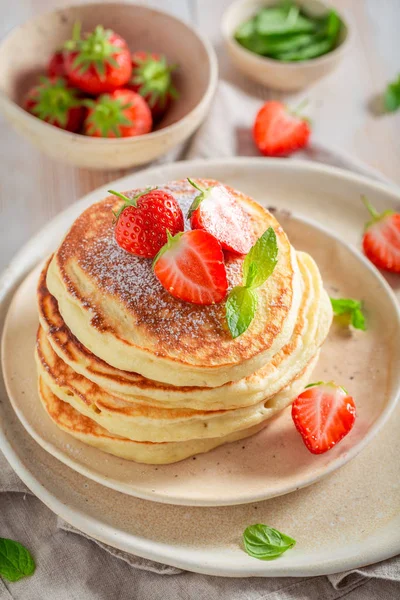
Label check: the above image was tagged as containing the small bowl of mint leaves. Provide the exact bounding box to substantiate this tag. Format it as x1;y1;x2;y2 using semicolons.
222;0;350;91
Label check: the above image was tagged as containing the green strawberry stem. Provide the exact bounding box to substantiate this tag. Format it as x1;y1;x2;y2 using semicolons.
187;178;213;218
132;54;179;108
290;98;309;116
152;229;184;267
305;381;348;393
187;178;205;193
85;95;133;137
29;77;81;127
361;195;380;220
64;24;123;79
109;187;156;219
361;195;393;229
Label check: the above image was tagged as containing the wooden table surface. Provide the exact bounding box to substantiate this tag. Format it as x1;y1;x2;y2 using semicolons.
0;0;399;272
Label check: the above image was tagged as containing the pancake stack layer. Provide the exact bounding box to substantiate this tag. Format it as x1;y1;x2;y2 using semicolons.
35;179;332;464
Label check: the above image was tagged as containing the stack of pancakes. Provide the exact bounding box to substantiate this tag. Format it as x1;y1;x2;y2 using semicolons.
35;180;332;464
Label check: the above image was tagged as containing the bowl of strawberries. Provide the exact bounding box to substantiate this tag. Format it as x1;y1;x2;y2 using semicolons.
0;3;217;169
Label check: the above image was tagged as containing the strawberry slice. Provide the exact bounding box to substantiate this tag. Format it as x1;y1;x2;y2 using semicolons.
153;229;228;305
253;100;310;157
362;196;400;273
291;381;356;454
187;179;253;255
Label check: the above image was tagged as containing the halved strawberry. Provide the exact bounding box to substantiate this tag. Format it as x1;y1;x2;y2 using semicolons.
111;188;184;258
362;196;400;273
187;179;253;256
253;100;311;157
292;381;356;454
153;229;228;305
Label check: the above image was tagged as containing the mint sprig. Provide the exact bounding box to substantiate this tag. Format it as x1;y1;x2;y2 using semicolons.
330;297;366;331
243;524;296;561
226;227;278;338
0;538;36;582
384;74;400;113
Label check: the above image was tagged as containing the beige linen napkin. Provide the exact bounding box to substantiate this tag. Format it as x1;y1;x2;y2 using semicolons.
1;81;399;599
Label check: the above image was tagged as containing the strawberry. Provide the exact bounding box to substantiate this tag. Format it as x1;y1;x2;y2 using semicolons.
253;100;310;157
292;382;356;455
24;76;84;132
63;23;132;95
129;51;178;121
84;89;152;137
48;51;67;78
187;179;253;255
153;230;228;305
110;188;184;258
361;196;400;273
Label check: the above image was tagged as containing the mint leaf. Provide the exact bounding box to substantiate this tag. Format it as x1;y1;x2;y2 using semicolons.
384;75;400;113
226;227;278;338
226;286;258;339
0;538;36;582
243;227;278;289
243;524;296;561
330;297;366;331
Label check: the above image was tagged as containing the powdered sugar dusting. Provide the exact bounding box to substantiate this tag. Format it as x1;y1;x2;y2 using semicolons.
59;180;247;353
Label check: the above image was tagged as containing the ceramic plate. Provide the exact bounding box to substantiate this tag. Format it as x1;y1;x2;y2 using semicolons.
1;159;400;576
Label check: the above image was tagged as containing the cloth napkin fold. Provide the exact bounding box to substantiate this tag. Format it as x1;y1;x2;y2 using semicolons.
1;81;399;599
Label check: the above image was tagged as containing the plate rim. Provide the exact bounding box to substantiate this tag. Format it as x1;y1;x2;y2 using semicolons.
3;211;400;506
1;157;400;577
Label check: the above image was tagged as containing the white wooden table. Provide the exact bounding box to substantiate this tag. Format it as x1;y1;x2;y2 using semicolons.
0;0;399;272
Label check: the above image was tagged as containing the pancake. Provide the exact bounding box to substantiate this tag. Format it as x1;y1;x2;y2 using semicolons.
38;377;270;464
46;179;303;387
39;251;332;410
36;324;319;443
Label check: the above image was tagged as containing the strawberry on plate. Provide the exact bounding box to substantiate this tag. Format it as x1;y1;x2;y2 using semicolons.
24;77;84;133
111;187;184;258
153;229;228;305
253;100;311;157
362;196;400;273
292;381;356;454
129;51;178;121
187;179;253;255
63;23;132;94
84;89;152;137
48;51;67;78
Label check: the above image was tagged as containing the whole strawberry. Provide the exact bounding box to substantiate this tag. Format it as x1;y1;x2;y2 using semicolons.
253;100;310;157
362;196;400;273
129;51;178;121
84;89;152;137
48;51;67;78
110;188;184;258
292;381;356;454
24;77;84;132
63;23;132;95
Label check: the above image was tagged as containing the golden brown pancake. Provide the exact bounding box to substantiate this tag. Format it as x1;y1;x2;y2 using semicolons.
46;179;303;386
36;324;319;443
37;377;270;464
39;252;332;410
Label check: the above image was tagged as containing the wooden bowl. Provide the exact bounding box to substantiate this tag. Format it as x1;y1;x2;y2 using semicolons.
222;0;351;91
0;3;218;170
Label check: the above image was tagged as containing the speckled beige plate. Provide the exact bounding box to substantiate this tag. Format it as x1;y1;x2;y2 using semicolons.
1;159;400;576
